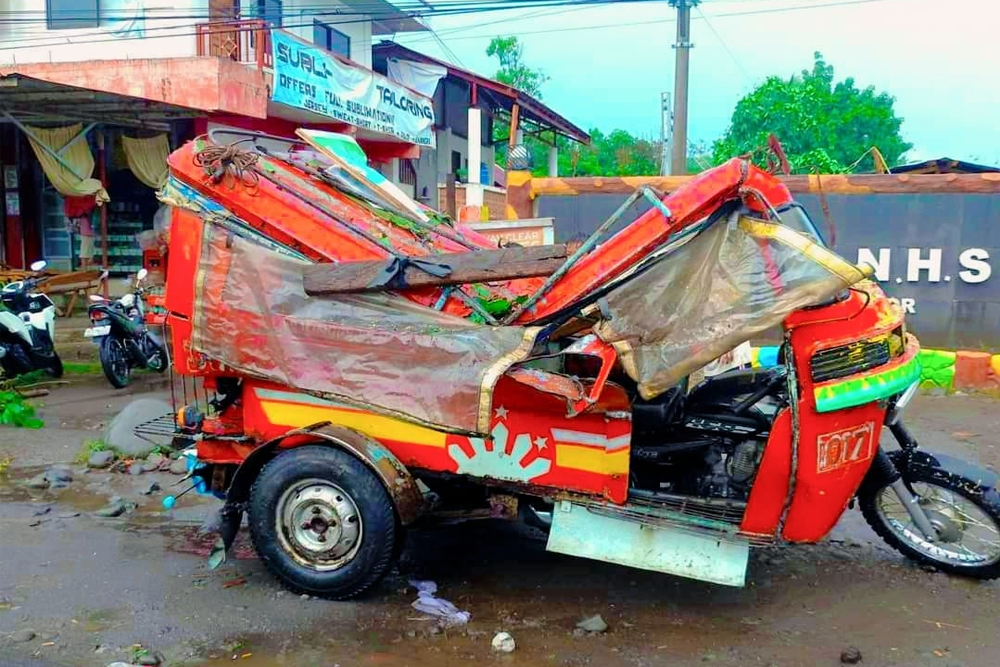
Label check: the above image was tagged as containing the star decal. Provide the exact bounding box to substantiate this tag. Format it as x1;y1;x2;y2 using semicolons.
533;436;548;450
494;405;508;420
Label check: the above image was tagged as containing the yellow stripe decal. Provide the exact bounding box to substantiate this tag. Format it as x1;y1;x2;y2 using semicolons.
260;400;448;448
555;443;629;475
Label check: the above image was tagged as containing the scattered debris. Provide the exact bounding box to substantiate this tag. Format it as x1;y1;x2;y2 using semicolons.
88;450;116;469
137;650;164;666
168;458;189;475
143;453;166;472
923;619;971;630
26;473;50;489
94;497;134;518
57;511;81;519
576;614;609;634
840;646;863;664
491;631;516;653
410;580;471;626
32;506;52;516
141;482;162;496
223;577;248;589
11;628;36;642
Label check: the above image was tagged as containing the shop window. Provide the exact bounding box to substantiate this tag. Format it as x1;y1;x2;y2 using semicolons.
313;20;350;59
399;159;417;188
47;0;100;29
257;0;282;27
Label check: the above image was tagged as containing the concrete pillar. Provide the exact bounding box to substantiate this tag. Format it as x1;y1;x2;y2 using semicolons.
547;145;558;177
466;107;484;207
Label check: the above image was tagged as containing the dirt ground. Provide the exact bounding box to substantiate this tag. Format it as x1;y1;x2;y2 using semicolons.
1;381;999;667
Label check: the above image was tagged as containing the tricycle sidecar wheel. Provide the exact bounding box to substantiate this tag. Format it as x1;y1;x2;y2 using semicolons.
248;445;397;600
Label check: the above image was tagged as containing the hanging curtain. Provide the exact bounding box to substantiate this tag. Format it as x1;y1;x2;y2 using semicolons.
25;123;109;204
122;133;169;189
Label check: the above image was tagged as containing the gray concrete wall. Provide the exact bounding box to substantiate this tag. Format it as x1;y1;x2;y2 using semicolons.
537;192;1000;350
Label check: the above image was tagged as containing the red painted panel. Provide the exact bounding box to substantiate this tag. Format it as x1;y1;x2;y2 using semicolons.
740;407;792;536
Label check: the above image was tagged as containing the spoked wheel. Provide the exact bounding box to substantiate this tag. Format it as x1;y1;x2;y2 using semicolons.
249;446;397;599
860;472;1000;578
99;336;130;389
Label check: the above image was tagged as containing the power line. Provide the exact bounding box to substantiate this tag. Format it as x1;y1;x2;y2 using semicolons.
0;0;902;52
694;3;750;83
395;0;898;42
0;0;662;49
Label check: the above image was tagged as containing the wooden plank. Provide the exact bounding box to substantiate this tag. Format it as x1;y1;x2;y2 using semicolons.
528;172;1000;197
304;244;568;295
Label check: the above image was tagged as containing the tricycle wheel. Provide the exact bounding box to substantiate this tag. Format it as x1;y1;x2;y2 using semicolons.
859;469;1000;579
248;445;397;599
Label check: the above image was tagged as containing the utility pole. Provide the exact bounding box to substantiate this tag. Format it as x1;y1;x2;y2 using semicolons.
660;91;673;176
669;0;696;175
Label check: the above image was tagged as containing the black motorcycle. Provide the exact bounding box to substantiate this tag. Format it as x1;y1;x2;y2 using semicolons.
85;268;167;388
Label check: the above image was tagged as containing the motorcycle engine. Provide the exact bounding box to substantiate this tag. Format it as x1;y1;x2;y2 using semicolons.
695;440;765;500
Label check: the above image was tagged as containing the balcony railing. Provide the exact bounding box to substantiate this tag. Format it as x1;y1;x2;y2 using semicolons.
196;19;272;70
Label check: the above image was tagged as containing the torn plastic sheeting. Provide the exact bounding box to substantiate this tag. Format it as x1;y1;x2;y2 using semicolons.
410;580;471;626
594;213;868;399
189;224;542;434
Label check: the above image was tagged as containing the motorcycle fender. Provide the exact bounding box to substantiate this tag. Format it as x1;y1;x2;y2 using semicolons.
862;448;999;497
216;423;424;553
0;310;32;346
896;449;998;494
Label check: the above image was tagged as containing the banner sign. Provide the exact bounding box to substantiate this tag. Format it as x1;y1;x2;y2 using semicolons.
271;31;435;147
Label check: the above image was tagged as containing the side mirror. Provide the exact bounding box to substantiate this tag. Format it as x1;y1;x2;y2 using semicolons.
137;268;149;282
30;260;47;272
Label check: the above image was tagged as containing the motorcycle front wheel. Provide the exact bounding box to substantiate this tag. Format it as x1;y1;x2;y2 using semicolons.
859;469;1000;579
99;336;131;389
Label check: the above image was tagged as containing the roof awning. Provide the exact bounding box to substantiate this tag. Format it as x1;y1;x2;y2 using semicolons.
0;58;269;129
373;41;590;145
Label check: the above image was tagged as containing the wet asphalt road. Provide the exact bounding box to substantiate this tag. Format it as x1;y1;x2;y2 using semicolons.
2;380;1000;667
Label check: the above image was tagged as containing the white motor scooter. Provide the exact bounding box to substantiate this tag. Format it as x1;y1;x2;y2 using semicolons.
0;260;63;378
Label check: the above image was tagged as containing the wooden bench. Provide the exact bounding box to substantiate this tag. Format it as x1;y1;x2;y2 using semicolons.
38;269;106;317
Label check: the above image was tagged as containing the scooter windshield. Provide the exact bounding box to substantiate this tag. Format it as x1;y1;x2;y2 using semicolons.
593;210;869;400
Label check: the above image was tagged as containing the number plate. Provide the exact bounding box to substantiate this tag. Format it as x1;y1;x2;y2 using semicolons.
84;326;111;338
816;421;876;473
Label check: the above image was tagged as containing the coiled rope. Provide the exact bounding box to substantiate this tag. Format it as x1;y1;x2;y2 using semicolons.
194;142;260;194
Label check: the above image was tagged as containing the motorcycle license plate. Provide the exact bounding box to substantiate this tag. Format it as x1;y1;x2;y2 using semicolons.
84;325;111;338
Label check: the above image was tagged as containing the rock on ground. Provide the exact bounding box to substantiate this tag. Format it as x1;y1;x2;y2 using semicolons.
168;459;188;475
103;398;173;458
11;628;36;642
88;450;115;469
492;632;516;653
576;614;608;633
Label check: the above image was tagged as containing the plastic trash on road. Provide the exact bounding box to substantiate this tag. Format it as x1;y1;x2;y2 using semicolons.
409;580;471;625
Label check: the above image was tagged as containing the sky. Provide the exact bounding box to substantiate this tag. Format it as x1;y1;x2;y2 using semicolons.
390;0;1000;166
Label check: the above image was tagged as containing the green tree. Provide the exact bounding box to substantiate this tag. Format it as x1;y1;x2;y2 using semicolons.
712;52;912;173
486;36;549;98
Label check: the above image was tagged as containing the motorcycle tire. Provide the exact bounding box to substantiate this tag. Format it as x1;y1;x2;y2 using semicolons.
147;341;168;373
99;336;131;389
44;351;63;378
0;342;32;378
248;445;398;600
859;467;1000;579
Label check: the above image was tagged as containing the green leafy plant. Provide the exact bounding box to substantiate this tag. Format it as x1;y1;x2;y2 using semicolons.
75;439;109;464
0;390;43;429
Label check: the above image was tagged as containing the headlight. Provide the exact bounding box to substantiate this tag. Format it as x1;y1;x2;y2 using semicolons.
886;381;919;425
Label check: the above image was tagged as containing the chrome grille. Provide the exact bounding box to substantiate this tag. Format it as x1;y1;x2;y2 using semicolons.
811;327;905;383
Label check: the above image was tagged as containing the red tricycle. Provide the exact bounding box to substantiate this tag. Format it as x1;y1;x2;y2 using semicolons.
151;129;1000;599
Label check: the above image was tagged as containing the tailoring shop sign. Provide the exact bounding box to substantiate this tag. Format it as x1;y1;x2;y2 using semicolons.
271;31;435;147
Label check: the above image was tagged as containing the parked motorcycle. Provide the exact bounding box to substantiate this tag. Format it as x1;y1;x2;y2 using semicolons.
0;260;63;379
85;268;167;388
